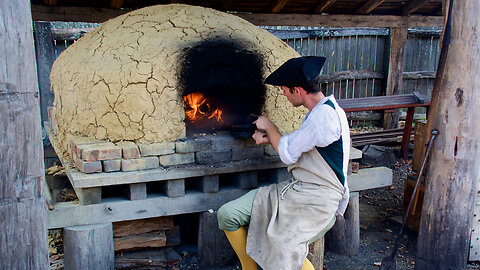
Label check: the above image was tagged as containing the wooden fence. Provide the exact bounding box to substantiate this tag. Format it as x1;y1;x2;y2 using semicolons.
34;23;441;128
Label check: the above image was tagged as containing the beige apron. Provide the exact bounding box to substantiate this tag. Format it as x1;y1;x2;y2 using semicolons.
246;147;345;270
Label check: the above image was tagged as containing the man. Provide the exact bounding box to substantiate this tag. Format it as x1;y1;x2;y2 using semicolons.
217;56;350;270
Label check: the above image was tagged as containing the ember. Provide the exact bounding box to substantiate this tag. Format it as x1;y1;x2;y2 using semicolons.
183;92;224;123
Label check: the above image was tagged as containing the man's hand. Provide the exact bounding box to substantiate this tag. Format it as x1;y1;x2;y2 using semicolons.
253;116;275;131
252;115;281;154
252;130;270;145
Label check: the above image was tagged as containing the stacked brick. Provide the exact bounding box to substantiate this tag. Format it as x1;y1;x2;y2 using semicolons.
70;134;276;174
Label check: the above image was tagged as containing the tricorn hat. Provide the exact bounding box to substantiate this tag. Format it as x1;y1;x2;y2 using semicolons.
265;56;326;88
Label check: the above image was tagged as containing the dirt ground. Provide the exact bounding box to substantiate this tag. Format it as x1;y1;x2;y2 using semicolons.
49;153;480;270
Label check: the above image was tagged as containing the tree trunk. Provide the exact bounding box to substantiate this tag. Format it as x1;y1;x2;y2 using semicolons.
0;1;49;269
416;1;480;269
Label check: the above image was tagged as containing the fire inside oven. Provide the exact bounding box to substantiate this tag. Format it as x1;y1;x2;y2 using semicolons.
180;39;266;138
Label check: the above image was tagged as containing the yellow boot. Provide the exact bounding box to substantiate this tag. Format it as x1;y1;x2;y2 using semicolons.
301;258;315;270
224;227;257;270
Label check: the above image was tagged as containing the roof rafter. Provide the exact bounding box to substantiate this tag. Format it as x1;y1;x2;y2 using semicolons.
109;0;123;9
355;0;387;15
222;0;237;11
43;0;58;6
312;0;338;14
270;0;290;13
403;0;432;15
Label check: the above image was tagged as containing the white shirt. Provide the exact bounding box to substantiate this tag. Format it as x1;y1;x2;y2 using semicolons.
277;95;351;216
278;95;342;165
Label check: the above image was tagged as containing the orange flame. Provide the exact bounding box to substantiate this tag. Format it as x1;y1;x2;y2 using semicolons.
208;109;223;122
184;92;223;122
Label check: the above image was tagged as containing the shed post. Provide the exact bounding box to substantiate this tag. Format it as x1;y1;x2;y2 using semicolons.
416;1;480;269
0;0;49;269
383;27;408;130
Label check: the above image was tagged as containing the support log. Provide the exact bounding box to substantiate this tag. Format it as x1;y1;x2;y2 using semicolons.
384;27;408;130
325;192;360;256
198;211;235;267
416;1;480;269
64;223;114;270
0;1;49;268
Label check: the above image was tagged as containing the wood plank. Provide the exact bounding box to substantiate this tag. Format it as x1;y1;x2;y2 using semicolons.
30;5;444;27
348;167;392;192
355;0;387;15
113;217;174;237
416;1;480;268
67;157;286;189
0;1;49;268
270;0;290;13
403;0;432;15
403;71;436;79
47;189;248;229
51;28;94;41
384;27;408;129
313;0;338;14
114;231;166;252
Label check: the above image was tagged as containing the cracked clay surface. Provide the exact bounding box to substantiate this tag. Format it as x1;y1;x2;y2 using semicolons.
50;4;304;157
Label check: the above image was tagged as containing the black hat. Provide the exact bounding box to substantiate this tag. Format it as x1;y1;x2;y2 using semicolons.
265;56;326;88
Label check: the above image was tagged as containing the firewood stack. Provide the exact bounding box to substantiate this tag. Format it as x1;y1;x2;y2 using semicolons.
113;216;180;252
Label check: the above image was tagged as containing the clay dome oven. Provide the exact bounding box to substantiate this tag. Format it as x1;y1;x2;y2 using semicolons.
49;4;306;164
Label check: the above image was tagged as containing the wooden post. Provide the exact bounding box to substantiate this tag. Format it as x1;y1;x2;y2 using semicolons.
416;1;480;269
308;238;325;270
384;27;408;130
64;223;115;270
33;22;55;126
325;192;360;256
198;211;235;267
0;1;49;269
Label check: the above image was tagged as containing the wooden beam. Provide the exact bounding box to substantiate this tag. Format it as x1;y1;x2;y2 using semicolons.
384;27;408;130
0;0;49;268
403;0;431;15
221;0;237;11
355;0;387;15
313;0;338;14
416;0;480;268
47;189;248;228
30;5;444;27
270;0;290;13
318;70;385;84
109;0;123;9
236;14;444;28
31;4;129;23
43;0;58;6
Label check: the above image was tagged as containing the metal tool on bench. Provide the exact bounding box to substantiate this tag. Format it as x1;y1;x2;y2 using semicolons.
380;129;439;270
